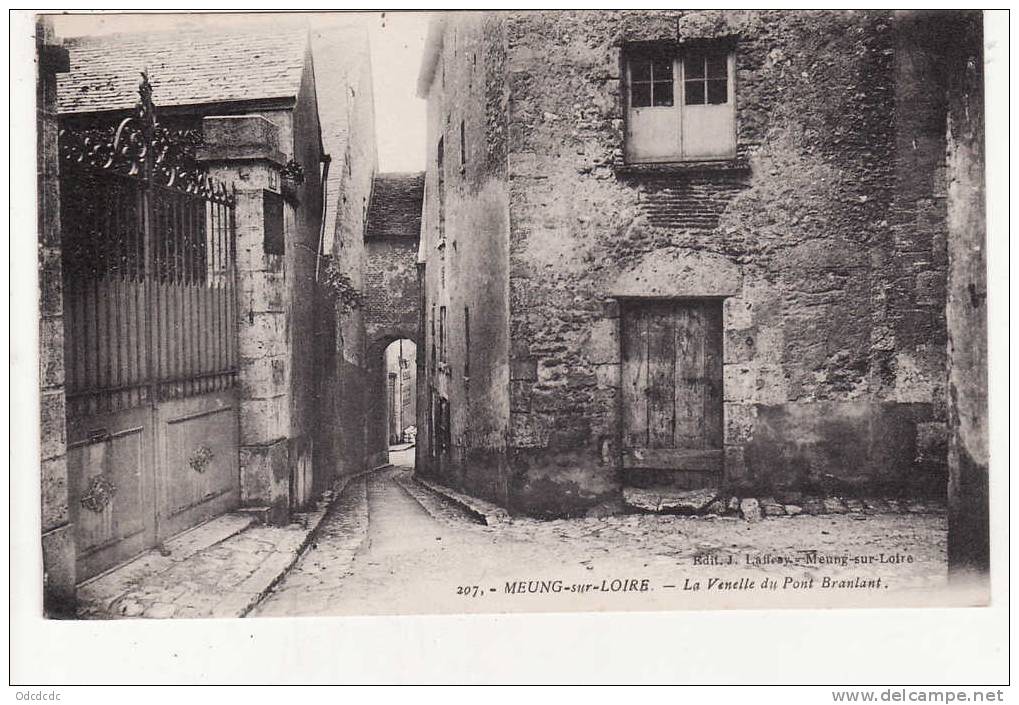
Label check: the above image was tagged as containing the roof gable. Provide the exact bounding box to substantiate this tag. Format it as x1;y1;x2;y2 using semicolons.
58;26;309;114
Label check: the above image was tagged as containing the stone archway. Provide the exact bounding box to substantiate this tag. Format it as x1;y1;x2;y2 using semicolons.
366;329;418;468
362;172;423;468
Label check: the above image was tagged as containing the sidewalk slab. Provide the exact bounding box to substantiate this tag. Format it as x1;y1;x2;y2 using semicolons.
75;480;350;619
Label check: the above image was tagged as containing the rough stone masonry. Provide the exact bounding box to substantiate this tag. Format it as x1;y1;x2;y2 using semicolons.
415;10;978;519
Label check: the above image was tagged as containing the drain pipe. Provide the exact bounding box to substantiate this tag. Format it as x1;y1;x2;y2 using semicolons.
315;153;332;282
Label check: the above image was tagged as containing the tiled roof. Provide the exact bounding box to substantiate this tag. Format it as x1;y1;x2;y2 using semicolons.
366;172;425;240
57;26;308;114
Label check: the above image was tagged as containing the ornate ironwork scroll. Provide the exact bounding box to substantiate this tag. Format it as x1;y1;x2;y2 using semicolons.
80;475;118;513
188;446;214;474
59;72;234;205
59;69;240;416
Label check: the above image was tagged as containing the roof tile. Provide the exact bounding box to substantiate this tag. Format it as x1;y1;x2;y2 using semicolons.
57;26;308;114
366;173;425;240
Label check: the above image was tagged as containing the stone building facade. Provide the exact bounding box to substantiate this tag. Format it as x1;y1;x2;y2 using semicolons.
416;10;980;518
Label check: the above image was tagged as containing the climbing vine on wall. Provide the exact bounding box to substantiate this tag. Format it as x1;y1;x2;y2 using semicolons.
281;158;305;186
320;257;364;312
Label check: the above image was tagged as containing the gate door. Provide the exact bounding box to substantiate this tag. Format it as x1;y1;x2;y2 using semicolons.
621;300;723;488
60;74;240;581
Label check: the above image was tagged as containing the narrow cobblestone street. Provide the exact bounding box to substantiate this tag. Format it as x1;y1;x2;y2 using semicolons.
252;450;951;617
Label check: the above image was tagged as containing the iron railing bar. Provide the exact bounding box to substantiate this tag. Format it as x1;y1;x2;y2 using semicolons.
113;179;124;410
67;367;238;400
140;147;156;409
219;199;225;372
229;192;237;370
58;90;239;407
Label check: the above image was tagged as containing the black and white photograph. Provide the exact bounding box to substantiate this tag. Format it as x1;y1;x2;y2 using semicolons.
11;7;1007;687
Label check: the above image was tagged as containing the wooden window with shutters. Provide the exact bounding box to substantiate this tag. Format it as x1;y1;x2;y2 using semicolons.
624;44;736;163
463;305;470;380
437;136;446;243
439;305;447;364
430;304;437;374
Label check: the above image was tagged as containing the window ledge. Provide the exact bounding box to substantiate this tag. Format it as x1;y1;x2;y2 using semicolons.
615;158;750;177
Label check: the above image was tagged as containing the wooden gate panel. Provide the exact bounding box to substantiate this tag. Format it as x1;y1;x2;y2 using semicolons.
66;405;154;580
156;391;240;542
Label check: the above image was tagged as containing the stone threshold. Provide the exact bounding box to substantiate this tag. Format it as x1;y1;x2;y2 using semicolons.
75;472;369;619
411;474;512;526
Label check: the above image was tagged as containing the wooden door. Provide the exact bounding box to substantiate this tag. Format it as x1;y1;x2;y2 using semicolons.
621;300;723;487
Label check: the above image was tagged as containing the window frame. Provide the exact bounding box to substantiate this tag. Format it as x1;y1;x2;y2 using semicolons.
439;305;447;364
622;42;737;164
436;136;446;244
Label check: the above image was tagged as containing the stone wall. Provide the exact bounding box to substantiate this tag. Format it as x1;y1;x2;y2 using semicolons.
287;43;326;507
37;18;75;616
200;101;324;523
364;172;425;346
311;26;378;481
498;10;952;516
365;237;419;342
201;115;293;524
418;12;512;503
941;11;988;577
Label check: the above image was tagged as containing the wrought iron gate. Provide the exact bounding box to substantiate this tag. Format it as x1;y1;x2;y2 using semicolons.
60;74;240;581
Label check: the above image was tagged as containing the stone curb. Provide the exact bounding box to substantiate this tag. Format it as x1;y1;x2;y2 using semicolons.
239;468;375;617
621;487;947;523
411;474;511;526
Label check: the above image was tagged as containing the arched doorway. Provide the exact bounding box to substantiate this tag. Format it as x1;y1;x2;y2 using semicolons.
384;338;417;466
366;332;418;469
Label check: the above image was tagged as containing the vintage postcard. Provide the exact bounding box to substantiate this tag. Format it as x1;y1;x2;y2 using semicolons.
27;9;993;630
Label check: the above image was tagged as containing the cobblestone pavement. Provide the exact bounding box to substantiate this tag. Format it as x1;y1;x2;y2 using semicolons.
252;453;952;617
